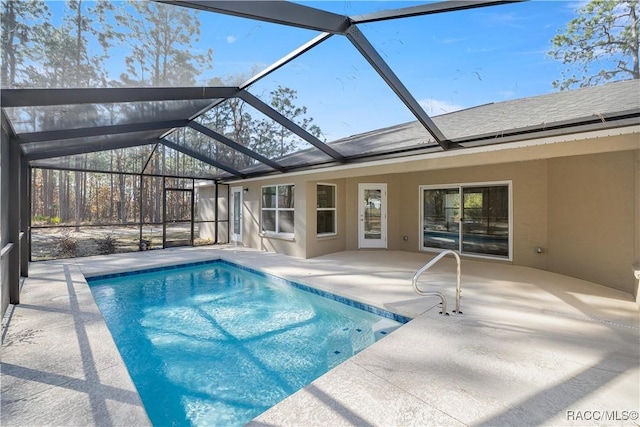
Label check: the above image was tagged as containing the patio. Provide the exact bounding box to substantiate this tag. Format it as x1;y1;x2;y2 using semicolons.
2;246;638;426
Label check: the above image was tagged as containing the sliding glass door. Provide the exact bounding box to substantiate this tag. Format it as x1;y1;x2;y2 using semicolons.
421;188;460;251
461;186;509;257
421;182;511;259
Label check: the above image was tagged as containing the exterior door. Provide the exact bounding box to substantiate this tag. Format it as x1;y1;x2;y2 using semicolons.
420;182;511;259
358;183;387;249
230;187;243;244
461;185;509;257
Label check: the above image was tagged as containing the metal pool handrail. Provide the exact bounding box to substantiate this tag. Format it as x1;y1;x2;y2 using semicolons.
412;250;462;315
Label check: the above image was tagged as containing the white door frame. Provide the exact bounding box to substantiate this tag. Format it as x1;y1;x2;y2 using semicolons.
358;183;387;249
230;186;243;244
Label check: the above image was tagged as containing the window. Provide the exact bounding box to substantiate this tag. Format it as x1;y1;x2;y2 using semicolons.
317;184;336;235
420;182;511;259
261;184;294;235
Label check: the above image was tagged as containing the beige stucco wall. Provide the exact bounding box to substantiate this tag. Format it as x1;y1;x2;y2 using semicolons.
197;184;218;243
206;131;639;295
239;177;307;258
636;150;640;304
548;151;636;294
196;184;229;243
217;186;229;244
333;161;548;269
305;179;347;259
396;161;549;269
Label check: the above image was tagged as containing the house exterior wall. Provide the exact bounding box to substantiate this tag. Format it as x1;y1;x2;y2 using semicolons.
196;184;230;244
197;184;217;243
548;151;636;294
636;150;640;304
305;179;347;259
313;161;548;269
240;176;307;258
217;185;230;244
394;161;549;269
209;132;638;296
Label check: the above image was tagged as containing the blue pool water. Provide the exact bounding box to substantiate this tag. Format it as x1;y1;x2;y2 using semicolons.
88;261;406;426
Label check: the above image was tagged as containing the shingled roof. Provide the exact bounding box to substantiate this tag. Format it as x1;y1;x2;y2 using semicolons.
434;78;640;140
264;79;640;171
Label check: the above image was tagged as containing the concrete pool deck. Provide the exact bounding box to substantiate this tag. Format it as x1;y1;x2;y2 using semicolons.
1;246;638;426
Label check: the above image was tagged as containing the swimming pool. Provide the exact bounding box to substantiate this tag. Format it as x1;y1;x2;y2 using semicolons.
88;260;407;426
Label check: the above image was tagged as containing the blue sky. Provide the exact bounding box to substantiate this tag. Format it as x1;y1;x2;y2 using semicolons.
43;1;584;141
195;1;583;140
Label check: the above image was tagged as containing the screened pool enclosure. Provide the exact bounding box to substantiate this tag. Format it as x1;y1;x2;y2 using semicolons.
3;0;639;308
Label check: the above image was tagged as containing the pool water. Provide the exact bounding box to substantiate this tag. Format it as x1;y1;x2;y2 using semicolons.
88;261;404;426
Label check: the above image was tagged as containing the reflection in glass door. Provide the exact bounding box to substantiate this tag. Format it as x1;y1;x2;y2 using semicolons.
421;188;460;250
421;183;510;259
358;184;387;248
462;186;509;257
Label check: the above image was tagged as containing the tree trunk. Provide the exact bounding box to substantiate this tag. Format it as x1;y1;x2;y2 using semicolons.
43;170;51;218
74;171;82;230
58;171;66;222
82;167;87;222
119;174;126;223
75;0;83;87
1;1;16;86
132;174;138;225
31;170;40;219
631;3;639;79
110;153;114;219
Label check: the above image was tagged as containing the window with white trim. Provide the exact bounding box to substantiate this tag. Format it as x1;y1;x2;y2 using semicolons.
261;184;294;235
420;181;511;259
317;184;336;236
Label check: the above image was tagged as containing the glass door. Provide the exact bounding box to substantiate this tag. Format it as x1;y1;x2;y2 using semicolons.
421;188;460;251
358;183;387;248
230;187;243;244
421;183;510;259
461;186;509;257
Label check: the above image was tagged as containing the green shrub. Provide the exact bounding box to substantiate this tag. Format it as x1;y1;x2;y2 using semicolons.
32;215;62;225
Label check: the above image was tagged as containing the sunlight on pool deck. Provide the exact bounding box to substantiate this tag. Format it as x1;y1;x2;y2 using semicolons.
2;246;638;426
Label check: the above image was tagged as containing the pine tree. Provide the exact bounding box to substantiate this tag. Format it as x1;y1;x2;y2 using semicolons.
118;1;212;86
1;0;50;87
550;0;639;90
